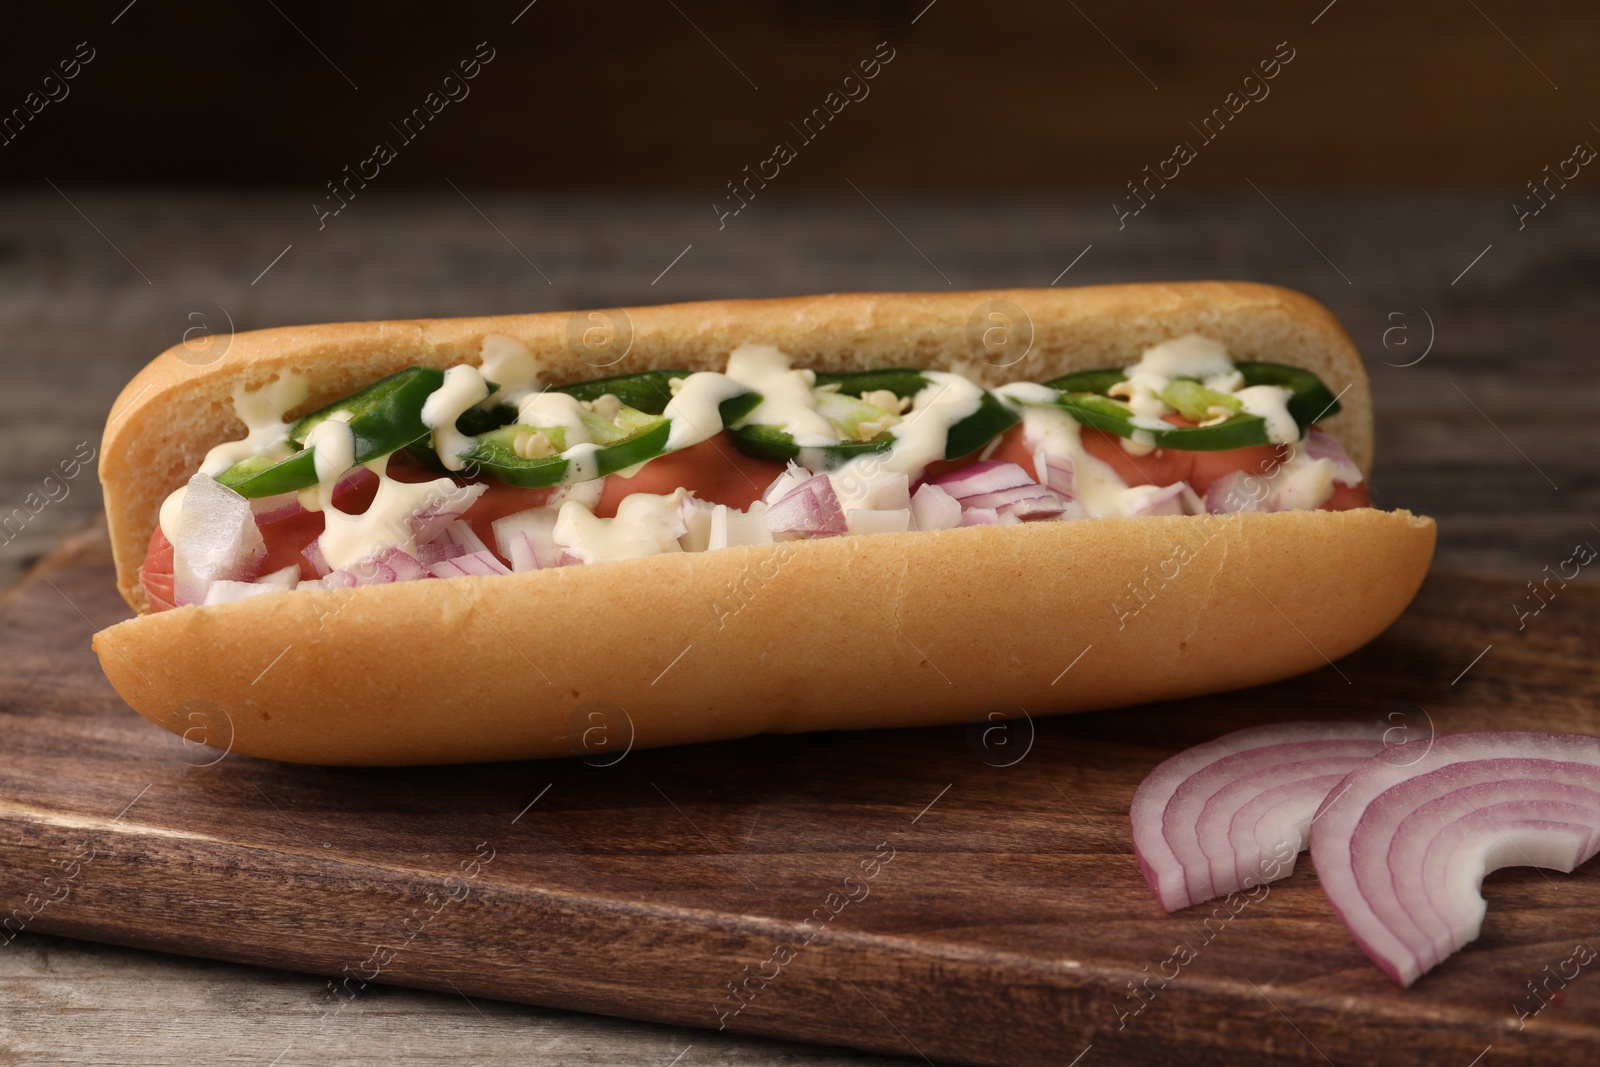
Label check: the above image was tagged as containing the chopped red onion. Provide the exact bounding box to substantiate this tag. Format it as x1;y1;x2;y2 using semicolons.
414;541;467;566
963;482;1071;521
202;580;280;605
440;519;490;555
491;507;562;572
249;492;304;524
301;539;331;578
1205;471;1269;515
931;461;1034;502
766;474;847;537
910;483;962;532
711;502;775;548
1033;449;1077;500
1126;482;1203;517
428;549;512;579
959;507;1021;527
844;508;911;536
1304;429;1363;486
761;463;812;506
1129;721;1390;912
1311;731;1600;986
409;483;489;546
376;547;429;582
172;474;267;607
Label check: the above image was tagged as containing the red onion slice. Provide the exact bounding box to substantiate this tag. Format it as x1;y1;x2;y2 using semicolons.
1131;721;1390;912
930;460;1033;502
1126;481;1204;518
1304;428;1363;486
428;549;512;579
1311;731;1600;986
492;507;561;571
1205;470;1268;515
1033;449;1076;500
766;474;847;537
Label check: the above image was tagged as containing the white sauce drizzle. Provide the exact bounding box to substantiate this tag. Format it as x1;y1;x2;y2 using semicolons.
553;491;686;564
662;372;749;451
317;454;471;570
517;390;591;446
421;364;490;471
723;344;835;445
477;333;542;405
1235;384;1299;445
876;371;985;476
197;370;310;476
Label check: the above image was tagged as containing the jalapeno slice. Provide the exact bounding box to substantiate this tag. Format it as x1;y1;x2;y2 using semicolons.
456;412;672;488
215;367;445;497
726;368;1019;468
1041;361;1340;451
447;370;761;487
553;369;761;426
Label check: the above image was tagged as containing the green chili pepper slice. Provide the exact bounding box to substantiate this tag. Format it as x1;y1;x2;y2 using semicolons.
726;368;1019;468
215;367;445;498
1041;361;1340;451
448;371;762;487
455;412;672;488
553;369;760;426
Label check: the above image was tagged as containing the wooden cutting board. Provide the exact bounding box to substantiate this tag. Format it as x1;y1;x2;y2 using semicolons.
3;526;1598;1066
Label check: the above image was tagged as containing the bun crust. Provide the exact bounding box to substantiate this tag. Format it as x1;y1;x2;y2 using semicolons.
94;507;1434;766
101;283;1372;613
93;284;1421;766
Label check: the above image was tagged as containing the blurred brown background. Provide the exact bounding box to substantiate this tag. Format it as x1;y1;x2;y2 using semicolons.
0;0;1594;189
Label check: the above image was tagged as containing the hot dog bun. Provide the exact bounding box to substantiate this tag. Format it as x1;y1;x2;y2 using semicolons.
94;284;1432;765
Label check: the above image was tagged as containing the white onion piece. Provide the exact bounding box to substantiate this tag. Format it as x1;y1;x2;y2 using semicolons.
1126;481;1204;518
1131;721;1389;912
172;473;268;607
844;508;911;536
710;502;775;548
249;492;304;524
1304;428;1363;486
492;508;561;571
761;463;812;506
677;495;718;553
376;547;429;582
964;482;1071;521
429;549;512;578
930;460;1033;502
1033;448;1076;500
1205;471;1267;515
301;538;332;577
440;519;491;555
1311;731;1600;986
202;582;273;605
409;483;489;547
766;475;846;537
909;483;962;532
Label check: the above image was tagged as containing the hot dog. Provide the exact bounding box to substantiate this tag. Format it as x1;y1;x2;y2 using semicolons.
92;284;1436;765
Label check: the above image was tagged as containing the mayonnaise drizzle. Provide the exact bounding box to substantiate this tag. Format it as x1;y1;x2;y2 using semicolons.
553;491;686;564
421;364;491;471
198;370;310;476
723;344;835;445
477;333;542;404
662;372;748;451
318;455;475;570
517;390;590;446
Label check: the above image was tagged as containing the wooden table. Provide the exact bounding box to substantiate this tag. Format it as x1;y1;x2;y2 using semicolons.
1;190;1594;1065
